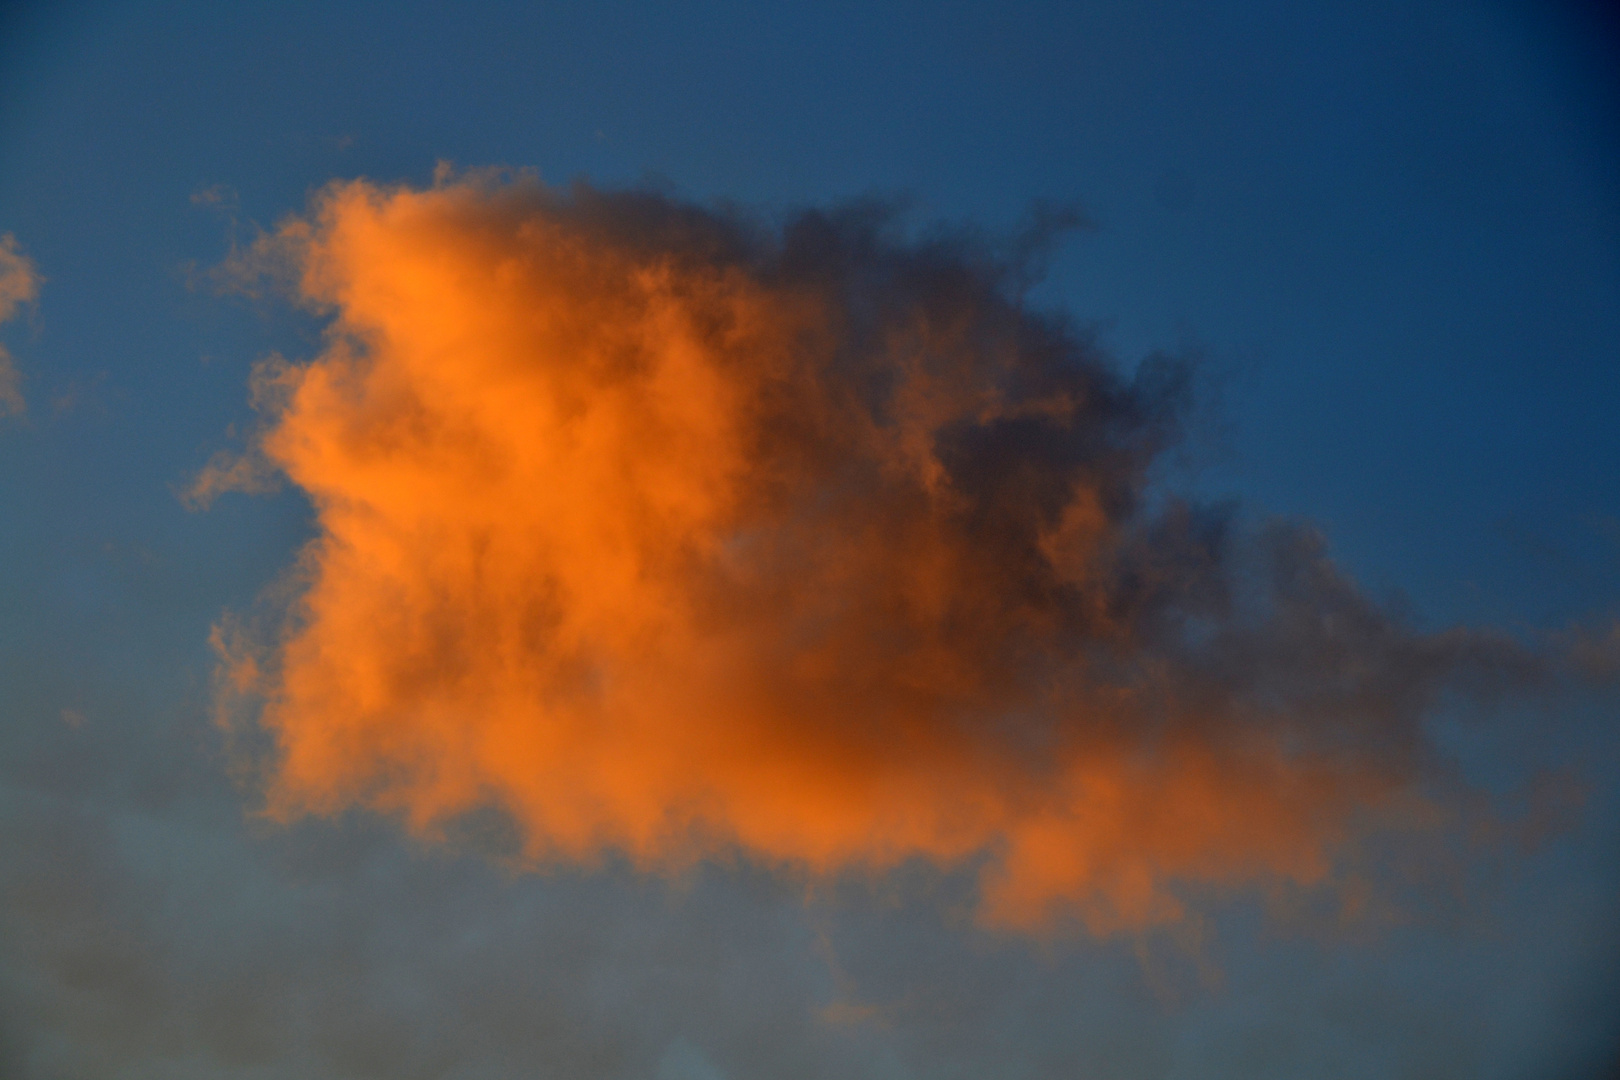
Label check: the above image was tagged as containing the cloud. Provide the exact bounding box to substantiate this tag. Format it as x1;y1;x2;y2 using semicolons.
0;233;39;322
0;358;21;417
0;232;42;416
206;172;1556;935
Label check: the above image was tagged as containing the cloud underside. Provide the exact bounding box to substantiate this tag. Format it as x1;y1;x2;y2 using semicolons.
208;173;1531;935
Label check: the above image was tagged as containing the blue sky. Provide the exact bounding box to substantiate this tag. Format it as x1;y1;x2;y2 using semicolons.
1;2;1618;1078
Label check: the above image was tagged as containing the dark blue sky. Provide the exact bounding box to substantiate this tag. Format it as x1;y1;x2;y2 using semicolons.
2;3;1618;1078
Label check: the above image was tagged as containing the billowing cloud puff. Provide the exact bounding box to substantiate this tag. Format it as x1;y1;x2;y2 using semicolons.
0;233;42;416
206;173;1535;934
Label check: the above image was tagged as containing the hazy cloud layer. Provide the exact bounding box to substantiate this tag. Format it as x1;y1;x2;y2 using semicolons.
203;173;1559;935
4;652;1615;1080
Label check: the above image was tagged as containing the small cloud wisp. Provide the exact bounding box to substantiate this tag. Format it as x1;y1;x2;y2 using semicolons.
0;233;41;416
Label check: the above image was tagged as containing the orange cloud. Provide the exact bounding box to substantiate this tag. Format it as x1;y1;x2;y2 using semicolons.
0;233;42;416
208;173;1514;933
